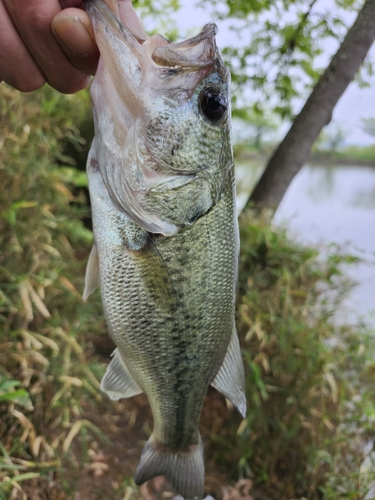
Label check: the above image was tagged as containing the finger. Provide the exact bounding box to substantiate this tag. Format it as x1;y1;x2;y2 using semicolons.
52;8;99;76
3;0;90;94
0;0;45;91
59;0;84;7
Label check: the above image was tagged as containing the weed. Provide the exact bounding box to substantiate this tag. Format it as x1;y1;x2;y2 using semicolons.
0;84;106;498
227;210;375;499
1;84;375;500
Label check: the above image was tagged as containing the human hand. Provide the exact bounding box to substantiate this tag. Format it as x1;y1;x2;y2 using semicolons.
0;0;99;94
0;0;147;94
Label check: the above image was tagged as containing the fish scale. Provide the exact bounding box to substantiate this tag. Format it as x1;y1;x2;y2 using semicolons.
85;1;246;498
93;169;237;447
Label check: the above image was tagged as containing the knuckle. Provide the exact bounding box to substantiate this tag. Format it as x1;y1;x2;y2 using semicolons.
18;79;45;93
5;69;46;93
23;6;52;35
49;72;90;94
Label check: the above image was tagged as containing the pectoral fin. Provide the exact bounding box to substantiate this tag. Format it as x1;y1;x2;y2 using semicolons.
122;228;178;312
211;326;246;418
101;348;143;400
83;242;100;302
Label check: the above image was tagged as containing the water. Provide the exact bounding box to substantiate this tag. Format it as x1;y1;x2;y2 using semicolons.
236;161;375;324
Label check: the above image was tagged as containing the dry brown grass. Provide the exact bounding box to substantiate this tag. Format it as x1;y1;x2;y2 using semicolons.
1;85;375;500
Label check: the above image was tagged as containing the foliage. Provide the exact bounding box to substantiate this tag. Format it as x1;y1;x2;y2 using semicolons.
320;124;348;152
198;0;368;118
311;143;375;163
232;107;280;150
362;117;375;138
0;376;32;410
338;143;375;162
133;0;181;40
0;84;106;499
222;210;375;499
133;0;180;12
1;82;374;498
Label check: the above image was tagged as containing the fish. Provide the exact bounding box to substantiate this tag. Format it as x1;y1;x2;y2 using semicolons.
84;1;246;498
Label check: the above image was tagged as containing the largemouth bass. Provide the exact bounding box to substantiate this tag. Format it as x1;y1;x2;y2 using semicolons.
84;1;246;498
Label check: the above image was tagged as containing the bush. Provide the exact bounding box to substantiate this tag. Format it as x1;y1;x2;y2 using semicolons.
1;83;374;499
229;211;375;499
0;85;105;499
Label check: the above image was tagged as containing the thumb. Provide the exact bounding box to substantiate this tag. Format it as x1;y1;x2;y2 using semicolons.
52;8;99;76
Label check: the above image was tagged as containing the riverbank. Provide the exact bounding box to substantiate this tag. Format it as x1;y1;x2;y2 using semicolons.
235;144;375;167
1;85;375;500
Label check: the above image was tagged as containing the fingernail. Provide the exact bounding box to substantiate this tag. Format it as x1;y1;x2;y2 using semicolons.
52;14;95;56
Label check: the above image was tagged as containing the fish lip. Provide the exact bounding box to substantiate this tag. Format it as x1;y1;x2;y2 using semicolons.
88;0;225;102
151;23;219;71
173;23;218;47
86;0;145;72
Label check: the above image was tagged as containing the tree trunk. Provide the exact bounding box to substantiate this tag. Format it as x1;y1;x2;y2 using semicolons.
248;0;375;210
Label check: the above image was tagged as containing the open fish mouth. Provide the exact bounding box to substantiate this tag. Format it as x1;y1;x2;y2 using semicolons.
87;0;221;125
88;0;219;72
149;23;218;69
87;0;231;236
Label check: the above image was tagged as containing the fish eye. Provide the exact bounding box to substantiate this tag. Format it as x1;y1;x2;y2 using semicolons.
199;87;227;123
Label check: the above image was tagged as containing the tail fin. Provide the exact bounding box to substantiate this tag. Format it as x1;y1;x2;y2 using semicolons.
134;434;205;500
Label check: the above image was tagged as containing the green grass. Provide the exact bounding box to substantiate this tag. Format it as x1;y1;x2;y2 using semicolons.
337;144;375;163
1;84;375;499
227;211;375;499
0;84;106;499
235;140;375;166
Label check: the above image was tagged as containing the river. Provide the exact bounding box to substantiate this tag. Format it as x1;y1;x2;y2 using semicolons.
236;161;375;325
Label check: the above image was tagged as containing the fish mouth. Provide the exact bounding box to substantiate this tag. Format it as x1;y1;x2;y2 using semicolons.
87;0;220;86
87;0;226;236
150;23;218;71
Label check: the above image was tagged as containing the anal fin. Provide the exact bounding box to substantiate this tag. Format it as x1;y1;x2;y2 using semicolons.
101;348;143;400
83;242;100;301
211;326;247;418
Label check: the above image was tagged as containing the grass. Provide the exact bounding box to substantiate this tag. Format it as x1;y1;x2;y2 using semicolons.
235;141;375;166
335;144;375;163
310;145;375;165
229;211;375;499
1;84;375;499
0;84;107;499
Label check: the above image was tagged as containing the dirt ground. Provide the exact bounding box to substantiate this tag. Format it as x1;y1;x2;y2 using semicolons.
20;337;260;500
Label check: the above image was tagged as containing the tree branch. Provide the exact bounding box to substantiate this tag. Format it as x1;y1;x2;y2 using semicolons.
248;0;375;210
